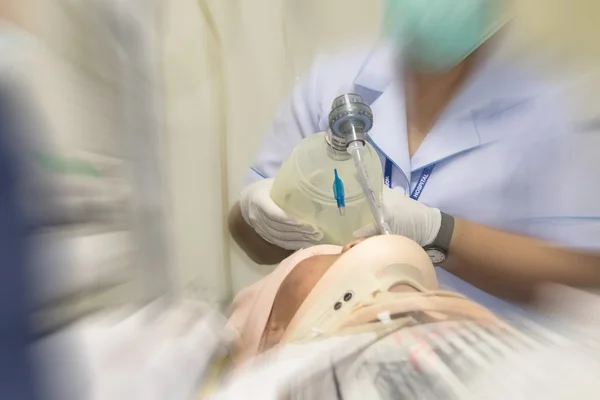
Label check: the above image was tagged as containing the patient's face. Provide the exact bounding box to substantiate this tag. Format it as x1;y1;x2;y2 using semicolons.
258;236;429;352
259;240;363;351
259;238;422;351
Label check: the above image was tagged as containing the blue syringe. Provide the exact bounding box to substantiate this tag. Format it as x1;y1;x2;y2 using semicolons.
332;169;345;216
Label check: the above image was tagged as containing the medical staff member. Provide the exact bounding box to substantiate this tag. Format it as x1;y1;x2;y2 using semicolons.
228;0;600;315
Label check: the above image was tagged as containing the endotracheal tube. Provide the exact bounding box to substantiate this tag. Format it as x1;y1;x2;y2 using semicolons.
347;141;392;235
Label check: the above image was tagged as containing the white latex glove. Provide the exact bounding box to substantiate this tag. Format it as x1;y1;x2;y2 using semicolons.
240;178;323;250
354;186;442;246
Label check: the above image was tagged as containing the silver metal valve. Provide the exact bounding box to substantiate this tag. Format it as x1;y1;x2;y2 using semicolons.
326;94;374;152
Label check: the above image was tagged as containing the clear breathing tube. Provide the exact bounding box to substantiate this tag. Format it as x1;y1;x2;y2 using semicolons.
347;141;392;235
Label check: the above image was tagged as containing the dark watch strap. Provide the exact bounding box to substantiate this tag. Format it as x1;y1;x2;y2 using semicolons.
431;212;455;252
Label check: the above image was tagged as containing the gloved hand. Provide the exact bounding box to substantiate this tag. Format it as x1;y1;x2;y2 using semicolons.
354;186;442;246
240;178;323;250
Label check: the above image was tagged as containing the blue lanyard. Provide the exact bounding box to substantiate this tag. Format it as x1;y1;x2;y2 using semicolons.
384;159;435;201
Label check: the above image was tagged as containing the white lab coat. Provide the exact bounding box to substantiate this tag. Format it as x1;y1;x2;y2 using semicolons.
245;42;600;317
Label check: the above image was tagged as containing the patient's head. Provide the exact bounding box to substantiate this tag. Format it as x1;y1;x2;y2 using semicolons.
259;240;362;351
259;235;436;351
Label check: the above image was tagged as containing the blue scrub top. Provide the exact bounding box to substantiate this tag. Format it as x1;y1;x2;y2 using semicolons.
246;42;600;318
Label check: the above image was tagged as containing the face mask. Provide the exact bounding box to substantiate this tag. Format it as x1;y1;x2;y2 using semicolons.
383;0;510;73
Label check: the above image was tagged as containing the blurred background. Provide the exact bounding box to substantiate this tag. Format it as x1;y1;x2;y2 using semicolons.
1;0;599;398
13;0;600;315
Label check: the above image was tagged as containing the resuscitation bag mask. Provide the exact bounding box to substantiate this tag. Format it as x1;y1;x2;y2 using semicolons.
281;235;440;343
270;94;391;245
383;0;513;73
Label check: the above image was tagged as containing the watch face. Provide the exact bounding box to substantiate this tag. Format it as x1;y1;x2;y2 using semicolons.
426;248;446;265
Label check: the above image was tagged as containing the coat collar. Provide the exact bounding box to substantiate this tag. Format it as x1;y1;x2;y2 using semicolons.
353;42;542;177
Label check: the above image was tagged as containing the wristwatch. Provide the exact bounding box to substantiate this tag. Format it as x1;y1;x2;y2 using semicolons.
424;212;455;266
